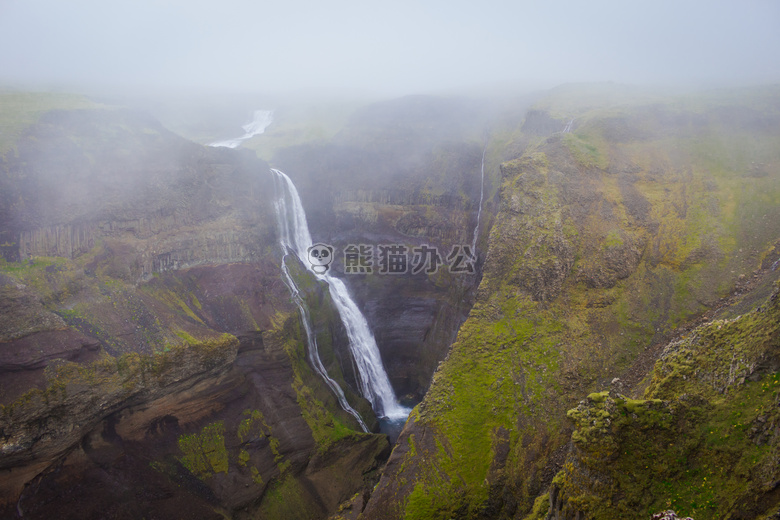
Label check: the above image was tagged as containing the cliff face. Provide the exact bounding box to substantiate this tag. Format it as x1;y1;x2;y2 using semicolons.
0;108;275;270
272;95;506;400
1;327;389;520
362;86;780;519
0;102;387;518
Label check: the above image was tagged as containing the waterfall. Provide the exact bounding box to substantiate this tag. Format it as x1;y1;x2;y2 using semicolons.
471;145;486;255
272;171;368;431
210;110;273;149
271;169;409;423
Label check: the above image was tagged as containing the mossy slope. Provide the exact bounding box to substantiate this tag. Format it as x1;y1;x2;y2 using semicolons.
362;85;780;519
552;284;780;519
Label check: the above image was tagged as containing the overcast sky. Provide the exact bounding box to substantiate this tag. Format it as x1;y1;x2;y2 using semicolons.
1;0;778;96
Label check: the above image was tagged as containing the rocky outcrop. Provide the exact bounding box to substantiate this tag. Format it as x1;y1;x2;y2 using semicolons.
362;86;780;519
548;284;780;519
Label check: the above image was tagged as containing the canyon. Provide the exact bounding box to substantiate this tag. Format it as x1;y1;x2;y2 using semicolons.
0;84;779;519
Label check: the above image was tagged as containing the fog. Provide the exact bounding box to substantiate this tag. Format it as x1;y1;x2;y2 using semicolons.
1;0;779;96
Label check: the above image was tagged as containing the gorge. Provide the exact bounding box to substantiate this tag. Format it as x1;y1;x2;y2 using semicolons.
0;84;779;520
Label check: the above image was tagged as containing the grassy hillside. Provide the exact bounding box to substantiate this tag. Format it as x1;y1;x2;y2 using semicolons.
0;90;107;154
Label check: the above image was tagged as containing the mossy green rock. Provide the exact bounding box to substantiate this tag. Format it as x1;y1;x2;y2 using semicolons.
550;285;780;519
362;86;780;519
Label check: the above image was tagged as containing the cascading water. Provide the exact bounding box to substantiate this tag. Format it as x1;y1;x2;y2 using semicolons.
471;145;486;255
271;169;410;425
272;171;368;432
210;110;273;149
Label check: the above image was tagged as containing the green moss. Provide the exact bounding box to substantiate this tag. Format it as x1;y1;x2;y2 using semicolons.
257;473;319;520
554;287;780;519
175;329;198;345
235;408;290;473
587;391;608;403
177;421;229;480
141;285;205;325
563;132;608;170
603;229;623;249
522;493;550;520
406;284;568;517
281;331;362;452
238;449;250;467
251;466;264;485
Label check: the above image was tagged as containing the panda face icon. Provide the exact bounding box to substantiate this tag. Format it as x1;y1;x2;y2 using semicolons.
307;243;334;274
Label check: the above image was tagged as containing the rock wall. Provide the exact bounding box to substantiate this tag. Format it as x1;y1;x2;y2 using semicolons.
549;283;780;519
0;108;276;277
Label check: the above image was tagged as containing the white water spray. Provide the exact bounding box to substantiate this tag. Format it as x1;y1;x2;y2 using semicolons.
271;169;409;422
272;171;368;431
210;110;273;148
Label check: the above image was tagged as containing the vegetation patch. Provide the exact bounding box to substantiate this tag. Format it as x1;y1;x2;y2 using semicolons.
177;421;229;480
553;285;780;519
257;472;320;520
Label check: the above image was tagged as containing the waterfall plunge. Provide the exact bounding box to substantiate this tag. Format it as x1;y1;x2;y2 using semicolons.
271;169;409;423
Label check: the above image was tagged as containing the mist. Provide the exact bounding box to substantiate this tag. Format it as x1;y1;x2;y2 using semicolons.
1;0;779;97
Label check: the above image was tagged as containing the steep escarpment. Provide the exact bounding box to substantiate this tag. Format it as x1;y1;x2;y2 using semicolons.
362;86;780;519
0;101;387;518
